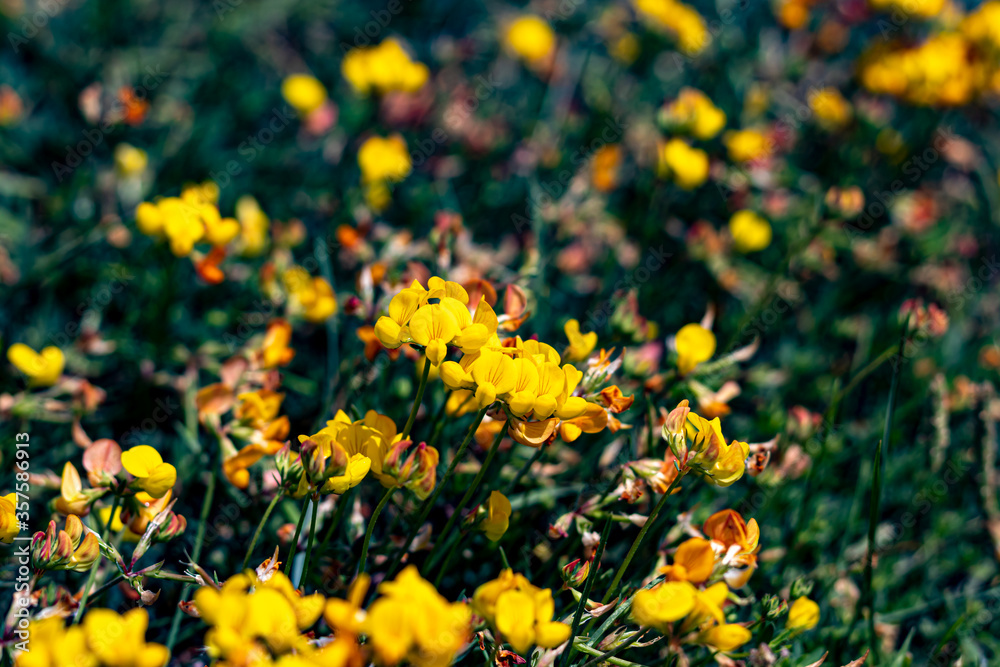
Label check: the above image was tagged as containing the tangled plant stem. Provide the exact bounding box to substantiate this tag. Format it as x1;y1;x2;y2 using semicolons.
385;407;488;578
601;474;684;605
242;493;283;571
426;417;510;574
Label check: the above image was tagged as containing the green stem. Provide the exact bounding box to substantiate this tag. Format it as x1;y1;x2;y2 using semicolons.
75;492;122;623
560;517;612;667
242;493;283;571
300;493;321;589
601;474;683;605
167;464;217;650
83;574;125;608
579;632;645;667
572;641;645;667
505;446;545;495
433;530;464;588
401;358;431;440
426;417;509;571
358;487;396;575
317;488;354;557
283;498;310;578
385;407;488;578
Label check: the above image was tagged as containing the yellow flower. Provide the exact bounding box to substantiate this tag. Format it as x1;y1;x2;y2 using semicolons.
7;344;64;386
660;88;726;140
659;139;709;190
729;210;772;253
358;135;412;211
121;445;177;498
15;616;95;667
236;195;270;256
631;581;698;632
869;0;946;18
259;318;296;368
633;0;708;54
363;566;471;667
808;87;852;130
472;570;570;656
342;38;429;95
54;462;96;516
723;129;771;163
675;323;715;375
301;409;397;494
283;267;337;322
787;596;820;631
684;412;749;487
157;197;206;256
563;319;597;362
481;490;512;542
281;74;327;115
114;143;147;177
83;608;170;667
1;493;20;543
195;571;322;661
557;402;608;442
505;16;556;63
698;623;752;651
408;303;463;366
359;135;412;185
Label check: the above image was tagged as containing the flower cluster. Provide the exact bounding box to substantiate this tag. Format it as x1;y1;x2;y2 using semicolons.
17;609;169;667
193;565;468;667
341;39;429;96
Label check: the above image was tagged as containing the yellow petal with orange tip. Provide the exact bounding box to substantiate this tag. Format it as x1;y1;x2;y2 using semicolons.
508;417;559;448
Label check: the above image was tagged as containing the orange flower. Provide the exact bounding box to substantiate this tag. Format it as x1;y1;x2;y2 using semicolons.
599;385;634;413
659;537;715;583
260;319;296;368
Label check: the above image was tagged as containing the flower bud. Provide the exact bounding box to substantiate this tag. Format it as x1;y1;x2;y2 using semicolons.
300;438;348;488
661;400;691;462
561;558;591;588
380;440;440;500
31;515;100;572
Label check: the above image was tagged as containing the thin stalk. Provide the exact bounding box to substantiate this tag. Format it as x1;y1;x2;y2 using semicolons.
82;574;124;608
317;488;354;556
859;319;906;664
167;464;217;650
282;498;310;578
401;358;431;440
426;418;510;571
560;517;612;667
601;474;683;605
75;491;122;623
579;632;644;667
572;642;645;667
358;487;395;575
505;446;545;495
242;493;283;571
385;407;488;577
300;493;321;588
